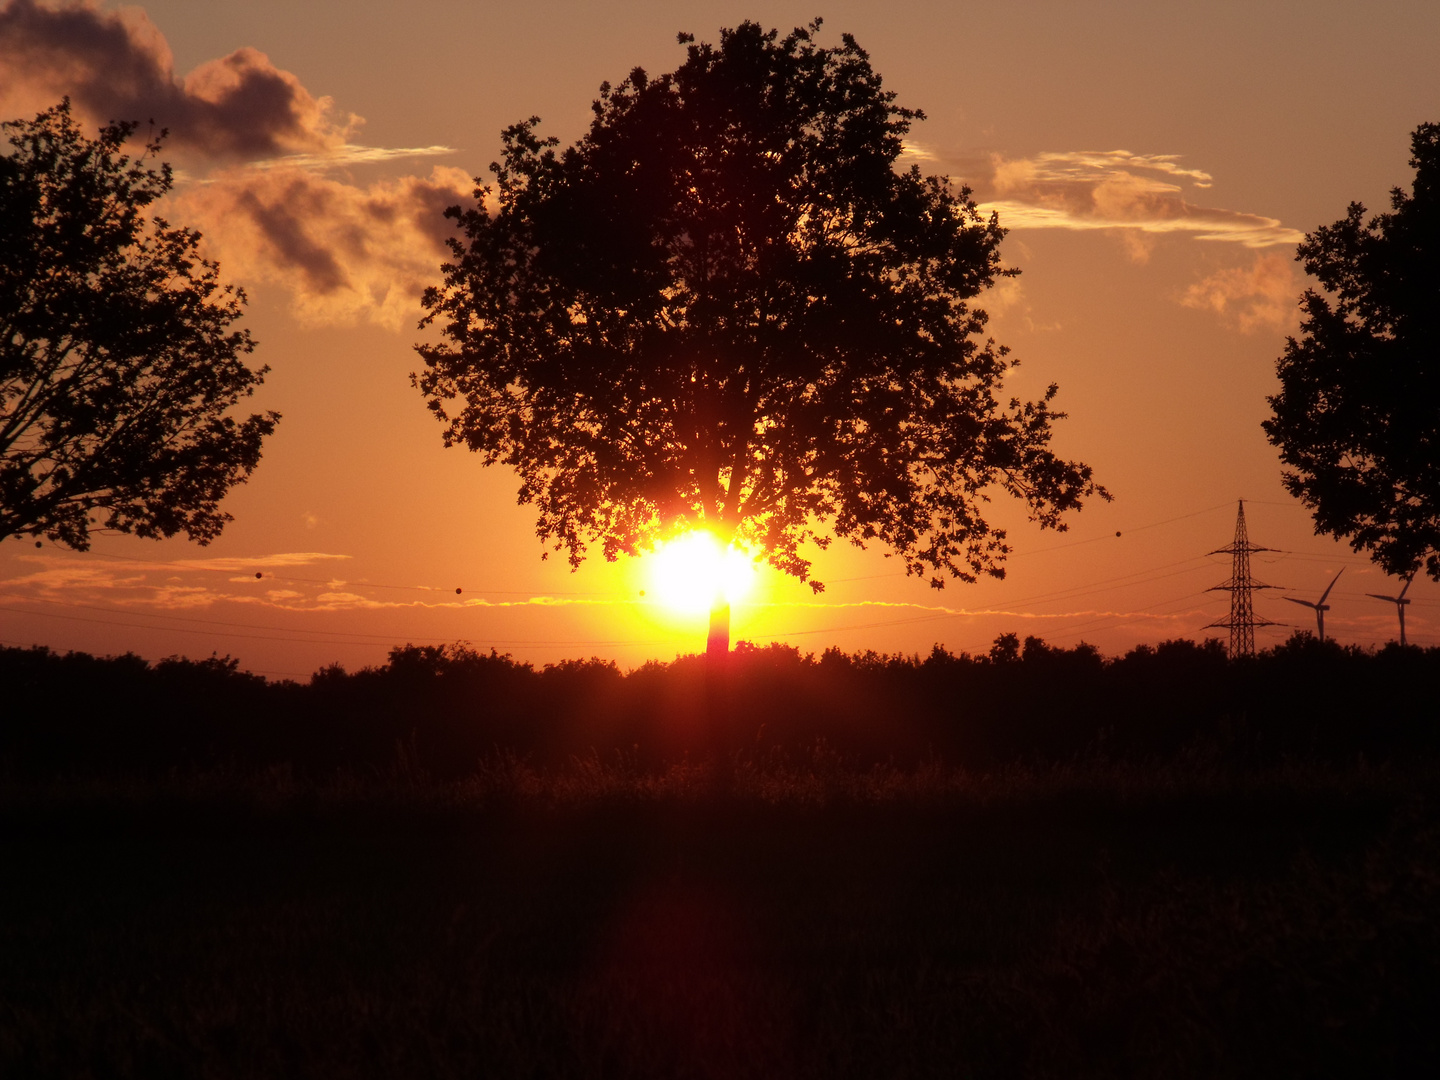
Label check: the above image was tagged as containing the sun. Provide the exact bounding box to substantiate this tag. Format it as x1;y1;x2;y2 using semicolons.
647;531;757;615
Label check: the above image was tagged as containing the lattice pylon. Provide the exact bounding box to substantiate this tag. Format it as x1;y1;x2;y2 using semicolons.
1205;499;1280;658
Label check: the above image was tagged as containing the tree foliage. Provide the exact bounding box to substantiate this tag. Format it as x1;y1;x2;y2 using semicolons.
0;100;277;550
1264;122;1440;580
416;21;1103;591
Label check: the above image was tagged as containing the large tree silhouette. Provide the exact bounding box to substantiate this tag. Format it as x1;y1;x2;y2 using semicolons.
1264;122;1440;581
1;100;277;550
416;22;1105;653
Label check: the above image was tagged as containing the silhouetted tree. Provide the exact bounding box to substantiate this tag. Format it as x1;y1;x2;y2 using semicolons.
1264;122;1440;581
0;100;277;550
416;21;1105;654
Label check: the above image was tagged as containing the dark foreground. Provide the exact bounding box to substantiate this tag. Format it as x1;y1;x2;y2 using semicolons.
2;761;1436;1079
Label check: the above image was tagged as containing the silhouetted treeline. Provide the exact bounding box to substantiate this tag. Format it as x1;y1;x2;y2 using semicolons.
3;634;1437;779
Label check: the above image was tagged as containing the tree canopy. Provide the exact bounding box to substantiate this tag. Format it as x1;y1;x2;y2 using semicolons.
416;21;1103;603
0;100;276;550
1264;122;1440;581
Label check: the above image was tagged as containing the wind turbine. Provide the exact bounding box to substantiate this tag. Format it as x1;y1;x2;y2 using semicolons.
1367;573;1415;646
1283;569;1343;641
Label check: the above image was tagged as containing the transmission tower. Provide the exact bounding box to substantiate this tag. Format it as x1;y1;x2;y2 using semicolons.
1205;499;1280;658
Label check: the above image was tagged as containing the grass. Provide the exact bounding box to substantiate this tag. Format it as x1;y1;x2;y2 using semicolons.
2;755;1436;1078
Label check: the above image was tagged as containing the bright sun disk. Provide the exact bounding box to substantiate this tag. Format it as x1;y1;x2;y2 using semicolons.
648;531;756;615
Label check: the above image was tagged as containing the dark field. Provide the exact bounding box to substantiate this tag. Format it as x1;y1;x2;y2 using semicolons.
2;760;1437;1079
3;638;1439;1077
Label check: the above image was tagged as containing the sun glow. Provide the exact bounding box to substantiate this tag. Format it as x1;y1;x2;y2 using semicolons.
647;531;757;615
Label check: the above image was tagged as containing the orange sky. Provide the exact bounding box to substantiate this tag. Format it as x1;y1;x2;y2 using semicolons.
3;0;1438;678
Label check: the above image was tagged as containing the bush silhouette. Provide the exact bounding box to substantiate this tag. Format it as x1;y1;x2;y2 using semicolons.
3;633;1438;780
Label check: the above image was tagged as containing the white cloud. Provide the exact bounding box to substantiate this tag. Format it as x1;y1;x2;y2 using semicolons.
960;149;1303;248
239;144;458;172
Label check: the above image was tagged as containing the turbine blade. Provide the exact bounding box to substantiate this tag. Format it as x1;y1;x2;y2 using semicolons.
1318;568;1343;605
1399;574;1414;600
1283;597;1317;609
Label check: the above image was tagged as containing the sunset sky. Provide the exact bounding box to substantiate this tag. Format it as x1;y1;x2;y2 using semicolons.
3;0;1438;679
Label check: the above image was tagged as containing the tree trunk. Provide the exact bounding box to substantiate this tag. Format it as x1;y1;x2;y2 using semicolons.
704;589;732;786
706;592;731;661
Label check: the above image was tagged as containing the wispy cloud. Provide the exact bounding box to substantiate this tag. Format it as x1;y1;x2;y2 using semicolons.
173;552;351;572
238;144;458;172
1019;150;1214;187
0;551;637;616
899;139;941;163
2;551;351;598
957;149;1303;249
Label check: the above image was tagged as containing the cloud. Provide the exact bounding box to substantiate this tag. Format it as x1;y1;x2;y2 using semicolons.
0;550;634;617
242;144;458;171
174;164;472;329
969;274;1063;336
1;1;471;328
1030;150;1214;188
962;149;1303;249
172;552;351;572
1180;253;1301;333
899;140;941;163
1;551;350;597
0;0;355;158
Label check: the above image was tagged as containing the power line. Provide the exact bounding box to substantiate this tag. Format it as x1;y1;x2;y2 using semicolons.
3;548;1228;651
764;557;1221;639
5;500;1428;657
1039;589;1215;643
822;501;1237;584
1008;500;1237;557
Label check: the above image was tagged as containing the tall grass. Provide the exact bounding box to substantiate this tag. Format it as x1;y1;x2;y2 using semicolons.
3;637;1437;1076
2;755;1434;1077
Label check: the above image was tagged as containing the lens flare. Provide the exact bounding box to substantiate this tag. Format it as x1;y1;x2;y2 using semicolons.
648;531;756;615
